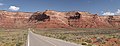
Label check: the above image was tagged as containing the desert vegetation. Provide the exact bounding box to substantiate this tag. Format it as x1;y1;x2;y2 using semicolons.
33;28;120;46
0;28;28;46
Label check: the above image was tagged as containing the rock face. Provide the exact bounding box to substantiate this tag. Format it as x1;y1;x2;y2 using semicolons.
29;10;120;28
0;10;33;28
0;10;120;28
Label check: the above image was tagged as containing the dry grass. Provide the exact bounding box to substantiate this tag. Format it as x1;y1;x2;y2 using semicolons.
33;28;120;46
0;28;28;46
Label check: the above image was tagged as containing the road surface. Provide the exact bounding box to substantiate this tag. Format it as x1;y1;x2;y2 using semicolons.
26;31;83;46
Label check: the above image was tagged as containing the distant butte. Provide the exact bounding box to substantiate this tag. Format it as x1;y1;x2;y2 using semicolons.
0;10;120;29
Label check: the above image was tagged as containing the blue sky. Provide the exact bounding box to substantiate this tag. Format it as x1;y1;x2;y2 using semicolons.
0;0;120;15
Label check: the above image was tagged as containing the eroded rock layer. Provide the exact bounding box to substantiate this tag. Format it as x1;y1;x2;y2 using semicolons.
0;10;120;28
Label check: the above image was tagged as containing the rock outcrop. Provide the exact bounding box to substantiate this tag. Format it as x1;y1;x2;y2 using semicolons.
29;10;120;28
0;10;120;28
0;10;33;28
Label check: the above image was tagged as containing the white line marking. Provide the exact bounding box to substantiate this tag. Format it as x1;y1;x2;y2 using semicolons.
28;32;29;46
32;31;82;46
39;37;57;46
31;31;57;46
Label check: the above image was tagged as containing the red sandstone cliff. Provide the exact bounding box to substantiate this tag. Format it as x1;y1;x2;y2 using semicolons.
0;10;33;28
0;10;120;28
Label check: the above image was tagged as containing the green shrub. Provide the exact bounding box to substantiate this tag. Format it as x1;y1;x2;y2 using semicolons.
81;42;87;45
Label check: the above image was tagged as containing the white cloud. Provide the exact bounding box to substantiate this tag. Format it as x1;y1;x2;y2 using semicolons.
9;6;20;11
102;12;115;15
102;9;120;15
115;9;120;15
0;3;4;6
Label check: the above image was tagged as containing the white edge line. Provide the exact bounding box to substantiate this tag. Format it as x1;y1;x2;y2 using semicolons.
31;31;57;46
36;34;83;46
39;37;57;46
39;34;83;46
28;32;29;46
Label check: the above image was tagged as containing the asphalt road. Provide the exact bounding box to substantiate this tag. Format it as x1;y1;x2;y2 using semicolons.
26;31;83;46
